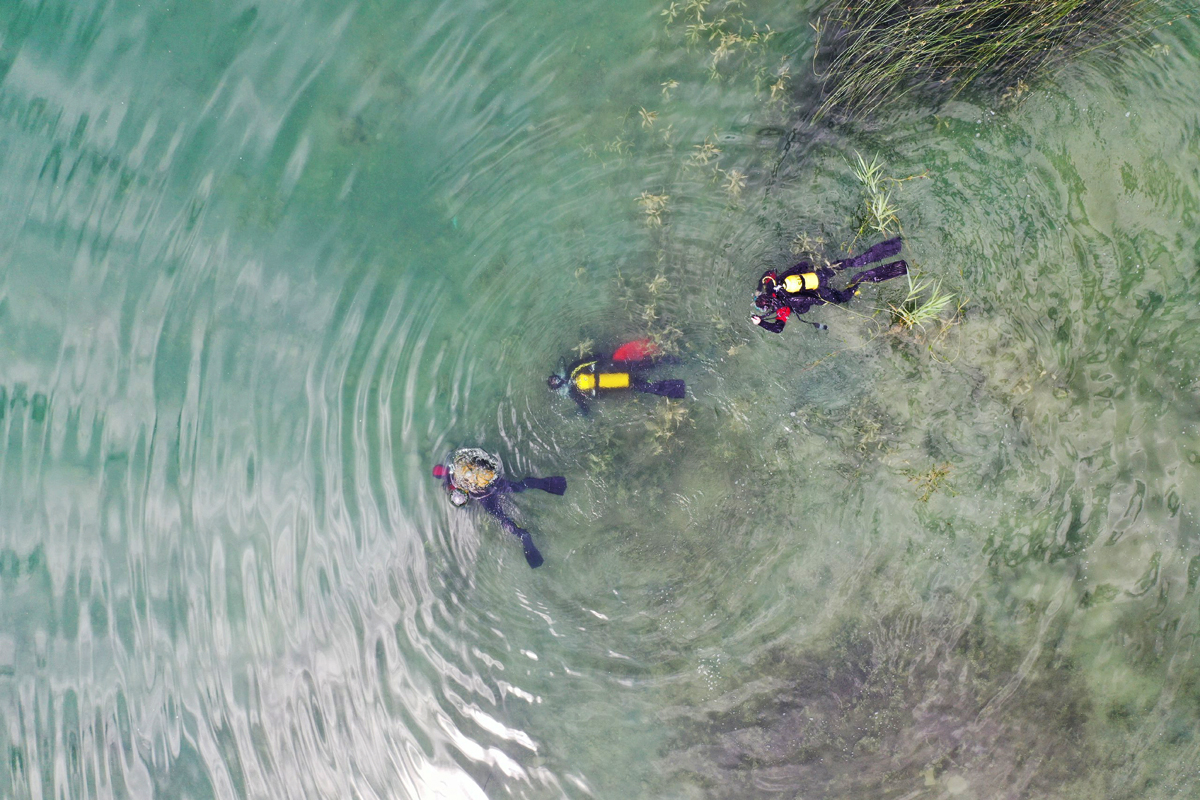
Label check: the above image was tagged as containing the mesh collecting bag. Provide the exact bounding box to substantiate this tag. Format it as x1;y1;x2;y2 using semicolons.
448;448;501;495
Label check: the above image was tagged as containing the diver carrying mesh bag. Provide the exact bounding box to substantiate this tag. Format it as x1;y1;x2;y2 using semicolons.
448;447;501;496
432;447;567;569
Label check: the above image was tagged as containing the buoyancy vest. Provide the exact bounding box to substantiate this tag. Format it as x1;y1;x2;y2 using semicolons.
783;272;820;293
571;362;632;393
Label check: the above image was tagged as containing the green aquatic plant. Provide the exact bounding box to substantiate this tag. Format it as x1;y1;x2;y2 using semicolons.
908;462;954;502
613;269;684;355
662;0;780;86
604;134;632;155
690;137;721;166
755;57;793;104
864;187;899;235
850;152;920;236
889;269;955;332
850;150;885;197
790;232;828;261
721;168;747;197
637;191;670;227
650;323;683;355
851;151;892;233
646;400;690;450
814;0;1172;120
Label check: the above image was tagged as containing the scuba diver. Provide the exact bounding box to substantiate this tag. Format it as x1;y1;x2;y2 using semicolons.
750;236;908;334
547;339;686;414
431;447;566;569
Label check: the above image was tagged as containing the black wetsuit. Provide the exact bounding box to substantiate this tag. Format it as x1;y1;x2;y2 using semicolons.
769;265;859;312
754;237;908;334
558;357;686;415
474;477;562;536
439;472;566;568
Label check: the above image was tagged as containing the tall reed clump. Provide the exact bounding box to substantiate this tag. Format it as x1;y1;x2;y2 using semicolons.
813;0;1164;120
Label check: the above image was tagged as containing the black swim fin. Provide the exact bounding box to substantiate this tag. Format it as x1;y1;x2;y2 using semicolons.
637;379;686;399
519;530;544;568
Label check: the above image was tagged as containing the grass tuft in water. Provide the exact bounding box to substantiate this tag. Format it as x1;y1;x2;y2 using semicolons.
850;151;927;237
637;191;670;227
889;269;955;332
813;0;1167;120
908;462;954;502
853;151;899;234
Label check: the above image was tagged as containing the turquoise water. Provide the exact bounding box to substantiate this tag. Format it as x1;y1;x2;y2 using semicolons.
2;0;1200;797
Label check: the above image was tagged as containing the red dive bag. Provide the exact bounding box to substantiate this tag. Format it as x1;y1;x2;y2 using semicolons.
611;339;660;362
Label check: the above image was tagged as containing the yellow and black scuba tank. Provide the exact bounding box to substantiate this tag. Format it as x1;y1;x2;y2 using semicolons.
570;361;632;395
783;272;820;293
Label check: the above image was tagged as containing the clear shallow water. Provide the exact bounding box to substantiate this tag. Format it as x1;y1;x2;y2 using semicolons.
1;1;1200;798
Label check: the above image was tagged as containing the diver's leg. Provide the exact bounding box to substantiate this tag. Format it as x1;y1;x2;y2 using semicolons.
835;237;903;270
518;533;544;568
633;379;686;399
479;494;544;567
849;259;908;284
819;268;858;303
821;285;858;304
517;476;568;495
480;493;516;522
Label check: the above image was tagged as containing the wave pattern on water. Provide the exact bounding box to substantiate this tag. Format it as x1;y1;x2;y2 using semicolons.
3;1;1200;799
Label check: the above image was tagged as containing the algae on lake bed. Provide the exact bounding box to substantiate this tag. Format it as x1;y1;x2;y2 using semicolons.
813;0;1175;119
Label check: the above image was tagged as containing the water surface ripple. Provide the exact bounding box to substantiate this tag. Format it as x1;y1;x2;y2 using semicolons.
2;1;1200;798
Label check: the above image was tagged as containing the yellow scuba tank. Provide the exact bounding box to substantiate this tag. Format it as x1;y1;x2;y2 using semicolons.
571;361;631;393
783;272;820;293
571;361;597;392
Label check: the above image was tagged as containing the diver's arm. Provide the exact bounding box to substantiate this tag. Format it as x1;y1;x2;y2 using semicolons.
760;318;787;334
498;477;565;494
751;314;787;334
569;390;590;415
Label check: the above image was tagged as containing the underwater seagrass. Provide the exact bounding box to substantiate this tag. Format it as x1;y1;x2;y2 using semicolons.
813;0;1169;120
658;608;1094;799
